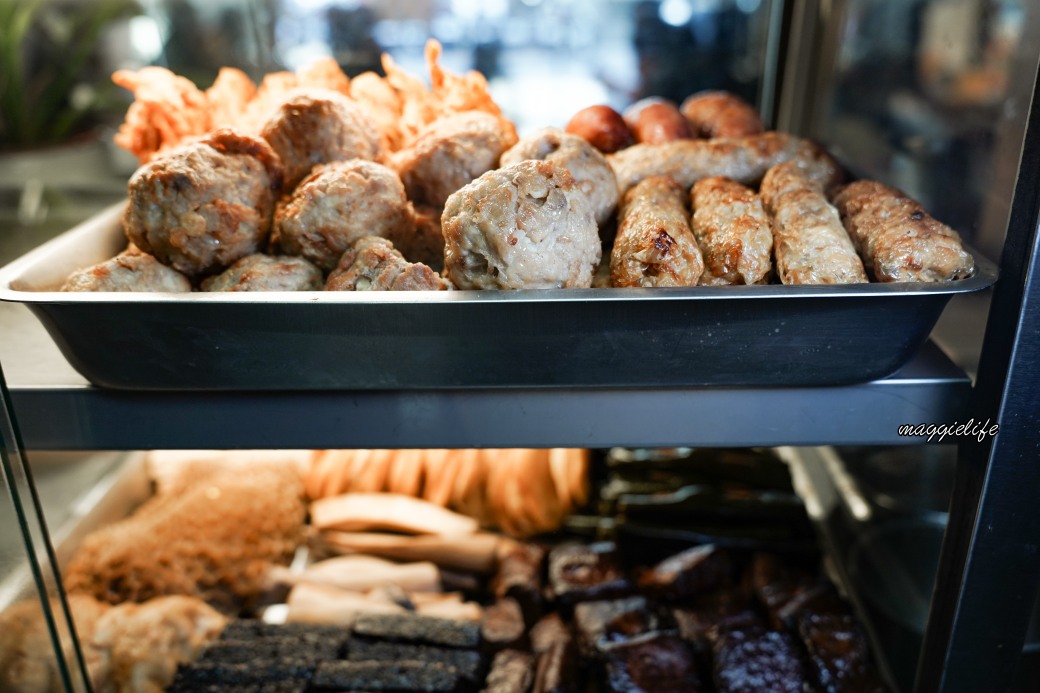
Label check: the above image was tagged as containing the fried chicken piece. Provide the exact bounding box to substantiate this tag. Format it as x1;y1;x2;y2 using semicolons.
123;129;282;280
690;177;773;285
760;162;868;285
61;247;192;292
393;111;516;208
610;176;704;288
832;180;975;282
259;90;382;189
326;236;446;291
500;127;618;226
200;253;323;291
442;160;600;290
274;159;415;272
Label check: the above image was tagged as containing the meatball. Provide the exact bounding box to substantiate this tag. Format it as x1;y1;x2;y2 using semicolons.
500;127;618;226
383;203;446;271
260;90;382;190
123;129;281;280
200;253;323;292
442;160;600;290
392;111;516;208
273;159;414;272
61;249;192;292
326;236;447;291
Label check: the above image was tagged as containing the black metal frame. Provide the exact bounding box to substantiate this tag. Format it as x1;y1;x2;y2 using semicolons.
915;47;1040;693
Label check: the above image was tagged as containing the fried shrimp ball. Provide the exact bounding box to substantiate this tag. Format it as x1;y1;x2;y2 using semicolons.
442;160;600;290
499;127;618;226
61;248;192;292
260;89;383;189
123;129;282;280
200;253;323;291
392;111;516;208
273;159;415;272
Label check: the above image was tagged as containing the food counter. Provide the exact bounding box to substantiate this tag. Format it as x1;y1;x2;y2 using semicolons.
1;2;1038;692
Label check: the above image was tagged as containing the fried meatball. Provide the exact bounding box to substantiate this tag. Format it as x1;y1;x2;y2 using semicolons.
383;203;446;271
61;248;192;292
326;236;447;291
200;253;323;291
500;127;618;227
392;111;516;208
260;89;382;189
123;129;281;280
273;159;415;272
442;160;600;290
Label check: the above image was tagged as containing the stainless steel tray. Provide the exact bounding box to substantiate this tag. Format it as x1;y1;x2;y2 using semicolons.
0;203;998;391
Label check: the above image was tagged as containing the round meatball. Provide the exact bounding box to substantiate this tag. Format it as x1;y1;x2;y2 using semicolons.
500;127;618;226
392;111;515;208
383;203;446;271
260;89;382;189
273;159;415;272
200;253;323;292
326;236;447;291
61;249;192;292
123;129;281;280
442;160;600;290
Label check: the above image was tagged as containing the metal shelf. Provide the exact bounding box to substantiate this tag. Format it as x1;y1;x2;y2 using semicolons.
0;298;971;450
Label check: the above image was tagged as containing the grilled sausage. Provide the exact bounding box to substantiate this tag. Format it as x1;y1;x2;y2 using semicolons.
690;177;773;285
623;98;693;145
608;132;841;197
760;162;868;285
680;90;765;138
832;180;975;282
610;176;704;288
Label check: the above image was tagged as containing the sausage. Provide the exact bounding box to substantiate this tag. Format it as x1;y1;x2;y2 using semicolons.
607;132;842;197
564;105;633;154
760;162;868;285
690;177;773;285
680;90;765;138
610;176;704;288
623;97;693;145
832;181;975;282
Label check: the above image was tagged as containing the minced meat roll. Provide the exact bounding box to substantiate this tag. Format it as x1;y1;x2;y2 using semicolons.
442;160;600;290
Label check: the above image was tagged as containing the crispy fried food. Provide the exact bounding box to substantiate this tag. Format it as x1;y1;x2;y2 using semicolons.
114;41;515;167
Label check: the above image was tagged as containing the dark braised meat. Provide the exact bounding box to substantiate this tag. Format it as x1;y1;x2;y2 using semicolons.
798;612;888;693
672;591;761;651
484;649;536;693
750;553;842;629
532;636;579;693
482;598;528;652
712;626;807;693
530;613;572;655
601;631;702;693
166;660;315;687
573;596;658;656
547;542;632;606
637;545;732;600
492;543;546;625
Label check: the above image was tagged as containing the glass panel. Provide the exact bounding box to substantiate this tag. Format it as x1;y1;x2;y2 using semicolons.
138;0;779;131
815;0;1027;248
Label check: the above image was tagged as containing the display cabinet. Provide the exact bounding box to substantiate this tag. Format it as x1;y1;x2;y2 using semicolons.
1;1;1038;691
